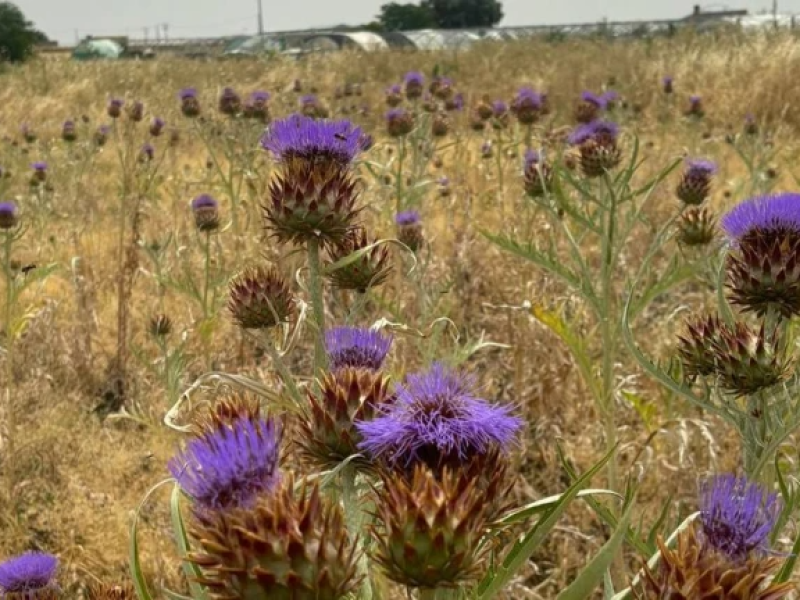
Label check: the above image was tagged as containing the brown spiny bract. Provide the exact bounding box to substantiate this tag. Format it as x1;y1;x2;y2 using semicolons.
677;314;722;380
676;170;713;206
711;321;787;395
524;160;554;198
579;138;621;177
228;267;295;329
678;207;716;246
431;112;450;137
635;524;794;600
727;227;800;318
325;227;391;293
371;465;492;589
296;367;393;471
187;478;361;600
191;392;263;437
574;100;601;124
264;158;360;245
86;582;137;600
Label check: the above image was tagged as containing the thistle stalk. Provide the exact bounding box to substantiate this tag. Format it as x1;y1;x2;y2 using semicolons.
308;237;328;376
2;230;15;496
341;464;372;600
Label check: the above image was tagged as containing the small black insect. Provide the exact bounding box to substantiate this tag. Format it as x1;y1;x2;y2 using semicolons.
20;264;36;275
334;133;348;141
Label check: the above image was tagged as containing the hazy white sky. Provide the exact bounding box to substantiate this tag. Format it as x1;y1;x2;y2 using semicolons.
14;0;800;45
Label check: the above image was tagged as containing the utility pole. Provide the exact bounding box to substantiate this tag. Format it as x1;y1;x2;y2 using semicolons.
144;26;149;42
163;23;169;42
773;0;778;28
155;24;160;43
257;0;264;36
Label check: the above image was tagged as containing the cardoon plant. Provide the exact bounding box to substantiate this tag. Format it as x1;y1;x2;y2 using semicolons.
676;158;717;205
261;114;365;373
568;120;622;177
179;87;201;117
404;71;425;99
395;209;424;252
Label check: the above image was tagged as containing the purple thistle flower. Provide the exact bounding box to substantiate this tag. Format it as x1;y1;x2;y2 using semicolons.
581;91;607;108
513;87;544;108
140;143;155;161
395;210;420;226
0;201;18;229
31;162;47;172
179;87;198;100
0;552;58;596
300;94;318;107
356;362;522;469
568;120;620;145
261;114;364;166
686;158;717;177
387;84;402;95
191;194;218;211
325;326;393;371
492;100;508;116
524;149;542;167
690;94;701;104
404;71;424;86
250;90;270;103
699;474;780;561
168;416;281;511
448;92;464;111
601;90;619;106
108;98;124;108
721;193;800;241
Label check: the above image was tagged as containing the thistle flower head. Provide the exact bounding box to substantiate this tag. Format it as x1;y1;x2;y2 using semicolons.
404;71;425;99
62;120;77;142
663;75;674;93
168;415;281;511
31;162;47;172
396;210;424;251
325;327;393;372
179;87;201;117
523;150;553;197
138;143;155;163
218;87;242;115
404;71;424;86
249;90;270;103
711;321;787;395
107;98;124;118
261;114;364;167
228;267;294;329
678;207;717;246
677;158;717;206
699;474;781;561
127;100;144;122
149;117;165;136
187;478;361;599
492;100;508;116
581;90;606;107
148;314;172;338
511;87;544;124
385;107;415;137
686;94;705;117
357;363;522;472
191;194;219;231
721;193;800;241
395;210;421;226
191;393;263;438
569;121;621;177
0;202;18;230
568;120;619;145
0;552;58;597
179;87;197;100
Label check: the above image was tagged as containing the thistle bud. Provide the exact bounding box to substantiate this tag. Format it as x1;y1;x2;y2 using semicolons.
677;314;722;380
371;466;492;588
574;91;605;124
404;71;425;100
229;266;295;330
179;88;201;118
326;227;391;292
523;150;553;197
148;314;172;338
62;120;77;142
385;84;403;107
138;143;155;164
568;121;621;178
744;113;759;136
107;98;124;119
187;479;361;600
480;140;493;159
395;210;424;252
662;76;674;94
385;108;414;137
421;92;438;113
0;202;19;230
714;321;786;395
243;91;270;122
218;87;242;116
431;112;450;137
21;124;36;144
677;207;716;246
676;159;716;206
510;87;544;125
127;100;144;123
444;92;464;112
685;95;704;118
30;162;48;185
149;117;165;137
475;96;494;121
94;125;110;147
297;366;393;470
191;194;220;232
300;94;329;119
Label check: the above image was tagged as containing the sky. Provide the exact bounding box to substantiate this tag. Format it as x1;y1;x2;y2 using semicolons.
14;0;800;45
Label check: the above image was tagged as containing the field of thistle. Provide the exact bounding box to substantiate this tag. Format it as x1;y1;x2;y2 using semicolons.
5;28;800;599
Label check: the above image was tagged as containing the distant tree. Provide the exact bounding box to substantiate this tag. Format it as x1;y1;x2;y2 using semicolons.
0;2;49;62
421;0;503;28
378;2;437;31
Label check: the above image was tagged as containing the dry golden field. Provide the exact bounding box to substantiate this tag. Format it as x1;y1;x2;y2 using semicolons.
2;29;800;598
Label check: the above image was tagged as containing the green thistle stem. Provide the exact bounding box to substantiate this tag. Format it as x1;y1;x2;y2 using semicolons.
396;137;408;215
307;237;328;378
341;465;372;600
259;333;304;410
2;231;15;491
201;230;212;319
